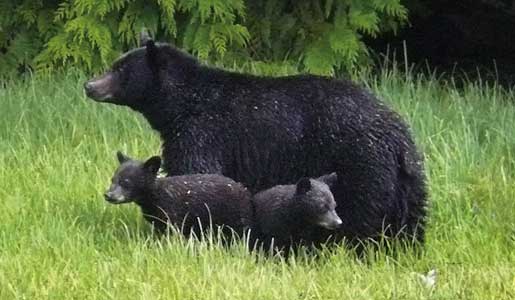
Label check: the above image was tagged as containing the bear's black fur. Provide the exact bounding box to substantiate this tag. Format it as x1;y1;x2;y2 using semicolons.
252;173;342;251
86;38;427;245
104;152;253;239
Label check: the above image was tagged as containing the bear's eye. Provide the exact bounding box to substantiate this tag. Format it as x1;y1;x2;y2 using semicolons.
121;179;131;186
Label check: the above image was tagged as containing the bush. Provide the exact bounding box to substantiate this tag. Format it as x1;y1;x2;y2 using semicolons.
0;0;408;76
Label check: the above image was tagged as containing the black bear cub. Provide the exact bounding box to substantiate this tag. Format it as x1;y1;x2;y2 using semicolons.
104;151;253;240
251;172;342;251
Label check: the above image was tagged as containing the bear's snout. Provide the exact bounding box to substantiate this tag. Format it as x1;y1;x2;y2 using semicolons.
84;81;95;95
104;184;129;204
104;191;120;203
84;72;116;102
316;210;343;230
104;191;127;204
104;191;112;201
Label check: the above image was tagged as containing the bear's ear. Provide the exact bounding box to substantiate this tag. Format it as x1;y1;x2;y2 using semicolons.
139;29;159;66
145;39;161;74
139;29;152;47
117;151;130;164
143;156;161;174
146;39;157;58
295;177;312;195
317;172;338;188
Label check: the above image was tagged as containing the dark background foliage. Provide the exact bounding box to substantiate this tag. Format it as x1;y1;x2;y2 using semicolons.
371;0;515;86
1;0;514;85
0;0;407;76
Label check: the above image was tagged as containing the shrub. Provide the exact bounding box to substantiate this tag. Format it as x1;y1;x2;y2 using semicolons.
0;0;408;76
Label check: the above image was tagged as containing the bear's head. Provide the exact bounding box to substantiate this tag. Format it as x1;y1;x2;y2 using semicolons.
104;151;161;204
84;31;198;108
294;172;342;230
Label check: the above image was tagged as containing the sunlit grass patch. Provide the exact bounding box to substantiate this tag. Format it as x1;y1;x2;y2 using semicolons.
0;69;514;299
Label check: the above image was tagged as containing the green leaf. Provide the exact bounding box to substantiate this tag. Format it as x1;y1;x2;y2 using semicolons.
304;38;335;76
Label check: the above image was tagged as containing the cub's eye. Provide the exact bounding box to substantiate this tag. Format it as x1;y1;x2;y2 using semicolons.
120;179;131;186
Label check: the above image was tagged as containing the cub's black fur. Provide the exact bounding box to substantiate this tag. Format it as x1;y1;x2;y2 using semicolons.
105;152;253;239
252;173;342;250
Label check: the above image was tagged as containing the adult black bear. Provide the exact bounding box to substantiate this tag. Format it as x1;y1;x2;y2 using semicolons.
85;34;427;244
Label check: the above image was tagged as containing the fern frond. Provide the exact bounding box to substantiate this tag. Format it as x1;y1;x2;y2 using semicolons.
304;38;335;76
158;0;177;36
192;24;211;59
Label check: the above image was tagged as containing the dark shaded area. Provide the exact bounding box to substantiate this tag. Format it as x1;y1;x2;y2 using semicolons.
368;0;515;87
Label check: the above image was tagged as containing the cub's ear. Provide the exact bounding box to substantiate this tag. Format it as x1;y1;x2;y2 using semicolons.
116;151;130;164
295;177;312;195
143;156;161;174
317;172;338;188
139;29;152;47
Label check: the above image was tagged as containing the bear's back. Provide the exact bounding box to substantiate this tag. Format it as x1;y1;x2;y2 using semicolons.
193;73;415;192
148;174;253;237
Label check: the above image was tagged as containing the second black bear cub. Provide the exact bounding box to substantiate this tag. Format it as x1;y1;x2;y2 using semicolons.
252;173;342;250
104;151;253;239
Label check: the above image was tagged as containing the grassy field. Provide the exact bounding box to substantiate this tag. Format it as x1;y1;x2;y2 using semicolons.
1;69;514;299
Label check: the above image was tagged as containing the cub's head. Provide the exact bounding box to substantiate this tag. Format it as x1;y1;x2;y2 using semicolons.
104;151;161;204
84;30;198;108
295;172;342;230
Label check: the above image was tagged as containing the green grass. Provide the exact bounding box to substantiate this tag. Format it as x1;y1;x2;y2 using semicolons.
1;69;515;299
